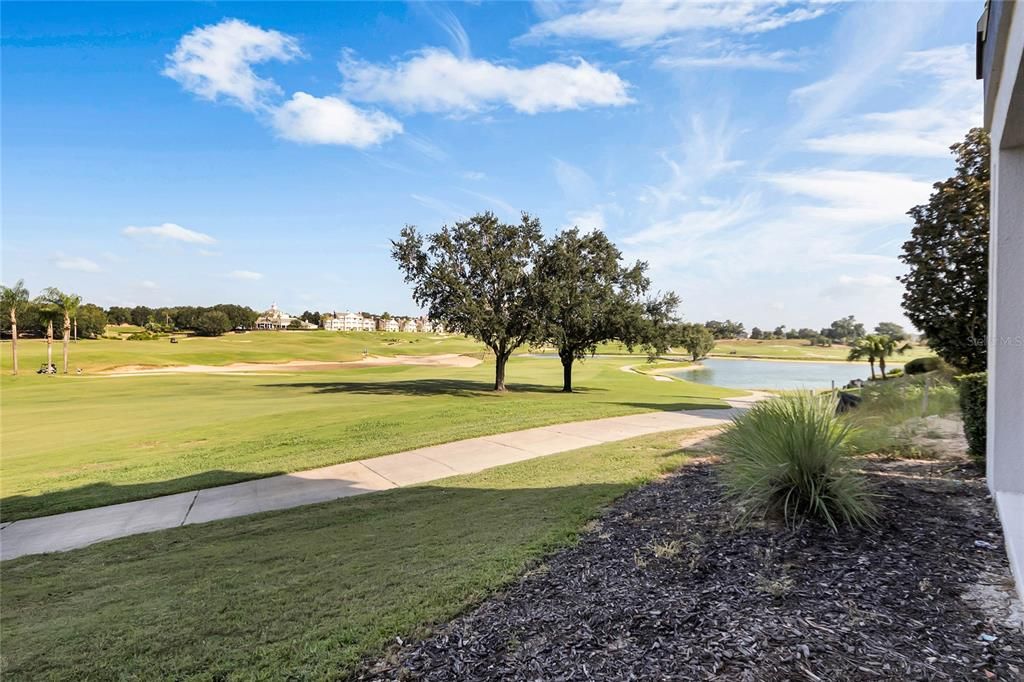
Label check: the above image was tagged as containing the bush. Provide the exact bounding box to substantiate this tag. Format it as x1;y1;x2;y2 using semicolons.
126;331;160;341
719;392;878;530
904;356;944;375
956;372;987;463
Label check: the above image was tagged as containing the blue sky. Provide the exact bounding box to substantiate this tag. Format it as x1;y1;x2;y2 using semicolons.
1;1;982;329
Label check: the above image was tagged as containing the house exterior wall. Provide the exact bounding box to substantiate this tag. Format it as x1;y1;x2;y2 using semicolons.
980;0;1024;599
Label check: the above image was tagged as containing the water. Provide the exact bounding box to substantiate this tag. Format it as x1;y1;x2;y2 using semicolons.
668;358;867;390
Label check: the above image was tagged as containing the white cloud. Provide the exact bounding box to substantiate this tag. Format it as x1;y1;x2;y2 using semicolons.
140;280;158;289
226;270;263;281
461;170;486;181
340;49;631;115
122;223;217;245
803;44;981;157
271;92;402;147
523;1;827;47
624;193;758;245
53;253;101;272
163;18;302;110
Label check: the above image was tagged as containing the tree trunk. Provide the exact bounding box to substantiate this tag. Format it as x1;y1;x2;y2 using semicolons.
868;360;876;380
494;352;509;391
879;356;887;379
46;321;53;369
561;354;574;393
10;310;17;376
63;313;71;374
74;317;78;342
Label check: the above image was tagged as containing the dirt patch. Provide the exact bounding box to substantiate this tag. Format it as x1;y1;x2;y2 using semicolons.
100;354;482;376
363;451;1023;680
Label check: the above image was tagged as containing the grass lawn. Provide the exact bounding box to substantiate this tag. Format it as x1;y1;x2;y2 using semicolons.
709;338;934;363
0;430;695;681
1;342;740;520
1;330;486;373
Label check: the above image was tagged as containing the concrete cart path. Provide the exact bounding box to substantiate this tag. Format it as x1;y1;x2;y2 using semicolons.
0;393;765;561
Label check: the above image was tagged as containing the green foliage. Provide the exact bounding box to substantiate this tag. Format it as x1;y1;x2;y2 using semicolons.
874;322;907;341
720;392;878;530
1;279;30;331
531;228;677;391
900;128;989;372
704;319;745;339
904;356;944;375
75;304;108;339
847;334;910;380
956;372;987;463
392;212;543;391
669;322;714;361
824;315;865;344
126;331;160;341
194;310;232;337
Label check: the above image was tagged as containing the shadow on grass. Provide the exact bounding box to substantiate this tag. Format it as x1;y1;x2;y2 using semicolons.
258;378;606;397
0;480;648;679
1;469;284;523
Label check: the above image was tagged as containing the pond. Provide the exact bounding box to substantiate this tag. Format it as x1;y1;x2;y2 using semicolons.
667;358;868;391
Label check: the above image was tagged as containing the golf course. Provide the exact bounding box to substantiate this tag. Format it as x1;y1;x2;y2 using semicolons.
1;330;743;521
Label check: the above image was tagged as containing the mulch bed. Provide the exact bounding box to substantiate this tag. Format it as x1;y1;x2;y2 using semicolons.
362;454;1024;681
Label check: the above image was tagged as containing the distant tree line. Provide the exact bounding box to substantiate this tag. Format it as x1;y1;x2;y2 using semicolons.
106;304;258;333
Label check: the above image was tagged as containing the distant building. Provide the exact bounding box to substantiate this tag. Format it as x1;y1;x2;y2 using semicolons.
400;318;418;333
360;316;377;332
255;303;293;330
377;317;400;333
322;311;364;332
415;317;434;333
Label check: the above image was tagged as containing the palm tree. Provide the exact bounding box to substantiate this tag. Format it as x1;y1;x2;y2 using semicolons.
875;334;912;379
847;337;878;380
40;288;81;374
1;280;30;375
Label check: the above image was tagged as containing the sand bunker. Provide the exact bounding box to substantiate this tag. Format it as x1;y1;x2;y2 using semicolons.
102;354;482;376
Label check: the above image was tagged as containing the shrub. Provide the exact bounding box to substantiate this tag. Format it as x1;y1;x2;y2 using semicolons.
126;331;160;341
956;372;987;463
720;392;878;530
904;356;944;375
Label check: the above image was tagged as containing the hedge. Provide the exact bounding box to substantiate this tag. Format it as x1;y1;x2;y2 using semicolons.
956;372;987;465
905;356;944;375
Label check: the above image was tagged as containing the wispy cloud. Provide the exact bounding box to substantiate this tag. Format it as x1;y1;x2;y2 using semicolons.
226;270;263;281
53;253;102;272
523;1;827;47
803;44;981;157
340;48;632;115
657;48;803;72
122;223;216;245
140;280;158;289
762;169;933;225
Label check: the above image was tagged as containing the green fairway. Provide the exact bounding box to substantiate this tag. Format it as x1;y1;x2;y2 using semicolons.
1;337;740;520
1;330;486;373
0;430;695;680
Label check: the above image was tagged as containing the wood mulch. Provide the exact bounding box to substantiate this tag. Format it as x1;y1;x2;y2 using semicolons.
361;450;1024;681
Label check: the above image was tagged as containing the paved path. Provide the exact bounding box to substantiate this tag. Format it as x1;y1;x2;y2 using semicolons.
0;394;763;561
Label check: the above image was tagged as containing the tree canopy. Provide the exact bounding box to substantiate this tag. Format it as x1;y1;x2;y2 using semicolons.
392;212;543;391
531;228;677;392
899;128;989;373
670;323;714;362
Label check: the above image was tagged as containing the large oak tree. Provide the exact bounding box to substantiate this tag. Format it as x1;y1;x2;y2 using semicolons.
392;212;543;391
532;228;677;392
